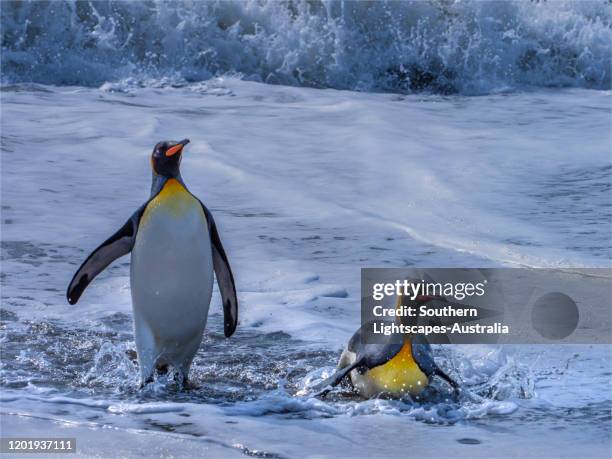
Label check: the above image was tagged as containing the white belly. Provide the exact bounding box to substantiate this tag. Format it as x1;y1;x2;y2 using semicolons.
130;189;213;380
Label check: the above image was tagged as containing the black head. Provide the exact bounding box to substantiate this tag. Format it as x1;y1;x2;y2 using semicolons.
151;139;190;177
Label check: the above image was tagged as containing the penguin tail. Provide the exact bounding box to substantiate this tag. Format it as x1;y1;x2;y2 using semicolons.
311;360;361;398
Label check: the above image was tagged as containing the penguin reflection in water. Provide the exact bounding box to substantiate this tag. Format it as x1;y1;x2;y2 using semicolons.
67;139;238;388
315;291;458;399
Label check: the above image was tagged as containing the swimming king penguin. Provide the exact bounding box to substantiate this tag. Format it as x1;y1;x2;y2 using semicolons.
314;291;458;399
66;139;238;387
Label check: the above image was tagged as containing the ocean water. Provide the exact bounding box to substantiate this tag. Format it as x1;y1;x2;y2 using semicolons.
1;1;611;458
1;0;611;93
1;79;610;458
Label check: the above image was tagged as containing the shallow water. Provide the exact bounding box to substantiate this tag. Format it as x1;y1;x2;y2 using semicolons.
1;80;611;457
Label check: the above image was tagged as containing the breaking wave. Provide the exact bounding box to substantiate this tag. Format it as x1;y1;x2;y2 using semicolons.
1;0;611;94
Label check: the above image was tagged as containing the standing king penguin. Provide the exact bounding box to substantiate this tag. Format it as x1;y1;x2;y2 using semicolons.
315;291;458;398
67;139;238;387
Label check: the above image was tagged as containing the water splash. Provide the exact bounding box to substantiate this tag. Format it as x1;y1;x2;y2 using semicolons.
2;0;610;93
239;345;532;423
81;341;140;393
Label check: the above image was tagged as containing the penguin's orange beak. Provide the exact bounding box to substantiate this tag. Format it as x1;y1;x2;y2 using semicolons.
165;139;190;157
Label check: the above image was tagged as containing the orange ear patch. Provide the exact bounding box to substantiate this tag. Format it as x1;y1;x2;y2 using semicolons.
165;144;183;157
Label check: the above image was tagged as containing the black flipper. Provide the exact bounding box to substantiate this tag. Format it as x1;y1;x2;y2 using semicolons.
433;367;460;393
313;320;404;397
345;319;405;377
411;335;460;394
66;206;145;305
199;202;238;337
312;358;364;397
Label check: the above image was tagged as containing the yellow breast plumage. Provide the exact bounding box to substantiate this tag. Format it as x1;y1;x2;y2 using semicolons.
365;340;429;396
141;179;201;223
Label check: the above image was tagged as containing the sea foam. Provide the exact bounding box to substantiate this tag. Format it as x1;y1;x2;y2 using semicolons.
1;0;610;93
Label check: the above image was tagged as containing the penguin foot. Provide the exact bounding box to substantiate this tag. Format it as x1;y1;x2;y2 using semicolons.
138;365;171;389
179;378;197;391
156;363;170;376
139;375;155;389
173;371;190;390
125;349;138;362
138;365;192;391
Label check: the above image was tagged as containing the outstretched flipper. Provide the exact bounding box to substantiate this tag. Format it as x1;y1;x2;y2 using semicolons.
313;320;404;397
433;367;460;393
66;206;145;304
312;359;363;397
411;334;460;394
200;203;238;337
